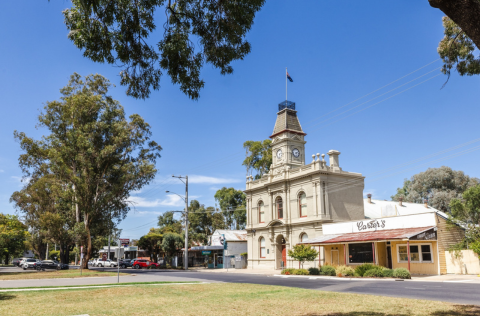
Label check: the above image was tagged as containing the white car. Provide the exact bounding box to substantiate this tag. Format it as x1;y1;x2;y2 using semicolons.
96;259;118;268
22;258;40;270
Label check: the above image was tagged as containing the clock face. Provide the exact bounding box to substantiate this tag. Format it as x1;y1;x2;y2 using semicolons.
276;149;283;159
292;148;300;158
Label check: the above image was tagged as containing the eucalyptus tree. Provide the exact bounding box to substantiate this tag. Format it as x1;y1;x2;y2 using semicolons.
62;0;265;100
243;139;272;179
14;73;162;268
0;214;30;265
391;166;479;213
214;187;246;230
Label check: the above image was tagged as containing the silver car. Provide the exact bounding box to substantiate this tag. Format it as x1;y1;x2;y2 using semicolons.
23;258;40;270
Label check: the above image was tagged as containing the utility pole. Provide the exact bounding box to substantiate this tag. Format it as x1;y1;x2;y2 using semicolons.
108;235;111;260
167;175;189;270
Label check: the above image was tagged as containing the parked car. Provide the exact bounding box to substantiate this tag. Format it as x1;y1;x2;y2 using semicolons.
119;259;133;269
132;259;159;269
13;258;30;267
96;259;117;268
22;258;40;270
36;260;69;271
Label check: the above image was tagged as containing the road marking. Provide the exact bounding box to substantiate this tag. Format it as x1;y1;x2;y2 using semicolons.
444;280;474;283
405;287;425;290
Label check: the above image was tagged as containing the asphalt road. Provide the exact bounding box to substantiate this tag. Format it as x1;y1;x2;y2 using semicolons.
1;267;480;305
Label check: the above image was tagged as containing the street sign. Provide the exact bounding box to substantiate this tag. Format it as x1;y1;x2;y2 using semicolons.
80;246;84;259
202;251;212;255
119;238;130;246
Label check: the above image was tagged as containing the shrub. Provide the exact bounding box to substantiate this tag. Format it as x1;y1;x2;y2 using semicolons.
281;268;296;275
393;268;411;279
293;269;309;275
308;267;320;275
382;269;394;278
363;267;384;278
354;263;375;277
335;265;355;277
319;265;336;276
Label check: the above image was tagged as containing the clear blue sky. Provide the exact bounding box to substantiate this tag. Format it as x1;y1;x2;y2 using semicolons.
1;1;479;240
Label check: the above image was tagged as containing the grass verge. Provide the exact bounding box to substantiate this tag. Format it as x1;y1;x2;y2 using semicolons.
0;269;128;280
0;281;198;290
0;283;479;316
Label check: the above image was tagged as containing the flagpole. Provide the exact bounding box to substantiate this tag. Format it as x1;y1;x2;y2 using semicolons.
286;67;288;103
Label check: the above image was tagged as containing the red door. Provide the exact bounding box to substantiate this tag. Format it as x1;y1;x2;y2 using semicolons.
281;245;286;268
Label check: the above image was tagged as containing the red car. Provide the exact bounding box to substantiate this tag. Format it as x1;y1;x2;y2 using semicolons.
132;259;159;269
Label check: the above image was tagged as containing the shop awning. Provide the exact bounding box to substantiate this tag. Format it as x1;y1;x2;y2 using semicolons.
190;246;224;251
301;226;436;245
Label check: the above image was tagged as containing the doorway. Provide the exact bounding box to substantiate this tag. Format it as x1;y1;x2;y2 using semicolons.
331;250;339;265
281;245;286;269
386;246;392;269
276;235;286;269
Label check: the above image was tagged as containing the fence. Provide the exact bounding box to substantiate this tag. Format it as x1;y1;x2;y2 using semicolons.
445;250;480;275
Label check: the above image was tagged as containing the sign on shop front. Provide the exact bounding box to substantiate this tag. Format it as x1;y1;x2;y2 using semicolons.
356;219;386;231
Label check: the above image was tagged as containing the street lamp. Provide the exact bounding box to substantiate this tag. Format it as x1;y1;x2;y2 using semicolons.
166;175;189;270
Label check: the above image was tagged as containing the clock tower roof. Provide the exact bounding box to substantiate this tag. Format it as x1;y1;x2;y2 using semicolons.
270;101;306;138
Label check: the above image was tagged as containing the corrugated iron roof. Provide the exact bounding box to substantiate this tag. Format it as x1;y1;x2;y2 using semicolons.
303;226;435;245
214;230;247;241
299;234;342;244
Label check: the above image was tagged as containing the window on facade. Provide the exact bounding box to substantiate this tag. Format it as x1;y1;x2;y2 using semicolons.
260;237;266;258
301;233;309;243
299;192;307;217
276;197;283;219
348;243;374;264
258;201;265;223
421;245;432;262
398;244;432;262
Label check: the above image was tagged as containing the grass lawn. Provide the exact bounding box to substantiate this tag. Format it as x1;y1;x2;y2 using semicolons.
0;283;478;316
0;269;128;280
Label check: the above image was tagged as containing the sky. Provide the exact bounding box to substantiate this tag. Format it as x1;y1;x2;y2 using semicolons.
0;1;479;240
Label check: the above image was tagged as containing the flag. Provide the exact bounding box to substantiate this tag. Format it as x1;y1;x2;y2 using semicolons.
287;71;293;82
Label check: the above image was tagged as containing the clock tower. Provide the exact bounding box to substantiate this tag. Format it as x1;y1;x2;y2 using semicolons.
270;100;306;170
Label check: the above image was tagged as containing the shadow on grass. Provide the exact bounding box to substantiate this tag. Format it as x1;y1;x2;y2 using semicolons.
0;293;16;301
304;305;480;316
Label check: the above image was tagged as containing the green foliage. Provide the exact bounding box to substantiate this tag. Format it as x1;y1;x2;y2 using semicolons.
63;0;266;100
354;263;376;277
393;268;411;279
11;73;162;268
450;184;480;243
287;245;319;269
158;212;183;235
161;233;184;257
49;250;60;260
363;267;384;278
438;17;480;81
391;166;478;213
319;265;336;276
137;231;163;263
382;269;394;278
188;200;227;245
0;214;30;264
214;188;246;230
293;269;309;275
470;241;480;256
308;267;320;275
335;265;355;277
240;252;248;257
243;139;272;179
281;268;295;275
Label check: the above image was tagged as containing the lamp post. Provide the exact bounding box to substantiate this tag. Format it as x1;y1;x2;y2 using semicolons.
166;174;188;270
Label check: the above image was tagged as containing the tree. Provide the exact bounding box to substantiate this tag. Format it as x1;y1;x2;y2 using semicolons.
0;214;30;265
449;184;480;248
62;0;266;100
188;200;226;245
287;244;318;269
13;73;162;268
391;166;479;213
214;187;246;230
437;17;480;82
243;139;272;179
161;232;184;258
137;229;163;263
158;211;183;235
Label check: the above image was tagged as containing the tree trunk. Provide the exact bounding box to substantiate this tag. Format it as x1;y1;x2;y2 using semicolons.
5;253;10;265
82;215;92;269
429;0;480;49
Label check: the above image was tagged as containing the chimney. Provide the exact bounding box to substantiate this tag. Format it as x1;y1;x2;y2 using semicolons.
424;198;428;208
367;193;372;204
398;196;403;207
327;150;342;172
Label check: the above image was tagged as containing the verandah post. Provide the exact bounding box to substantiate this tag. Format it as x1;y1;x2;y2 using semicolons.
407;240;411;272
344;244;347;265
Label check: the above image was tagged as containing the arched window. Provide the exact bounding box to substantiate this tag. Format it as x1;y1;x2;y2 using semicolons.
276;197;283;219
260;237;266;258
301;233;309;243
258;201;265;223
299;192;307;217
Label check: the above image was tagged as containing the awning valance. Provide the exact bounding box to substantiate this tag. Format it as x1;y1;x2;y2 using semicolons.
301;226;436;245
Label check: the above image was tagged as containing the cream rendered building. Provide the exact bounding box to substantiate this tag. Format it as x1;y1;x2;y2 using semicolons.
245;101;365;270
